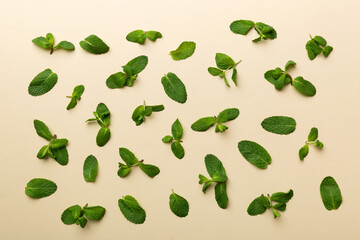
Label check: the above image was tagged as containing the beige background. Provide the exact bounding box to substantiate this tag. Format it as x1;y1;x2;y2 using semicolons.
1;0;359;239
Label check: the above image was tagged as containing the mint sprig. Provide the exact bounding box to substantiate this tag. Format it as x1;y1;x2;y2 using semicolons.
66;85;84;110
32;33;75;54
131;101;164;126
162;119;185;159
34;120;69;165
86;103;111;147
126;30;162;44
61;204;106;228
306;35;333;60
299;127;324;160
208;53;241;87
230;20;277;42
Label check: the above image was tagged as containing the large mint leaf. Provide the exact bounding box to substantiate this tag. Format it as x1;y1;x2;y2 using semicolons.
79;35;109;54
320;176;342;211
118;195;146;224
25;178;57;199
28;69;58;96
238;140;272;169
169;190;189;218
261;116;296;135
170;41;196;61
161;72;187;104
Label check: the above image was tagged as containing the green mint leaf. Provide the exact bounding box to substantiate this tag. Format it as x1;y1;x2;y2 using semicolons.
106;72;127;89
308;127;318;141
255;22;277;40
208;67;223;76
285;60;296;71
299;144;309;160
205;154;228;182
49;138;68;149
28;68;58;96
145;31;162;41
169;190;189;218
261;116;296;135
306;39;323;60
76;217;87;228
161;72;187;103
54;41;75;50
96;103;110;119
272;208;281;218
131;104;164;126
52;146;69;165
322;46;333;57
273;202;287;211
66;98;77;110
33;119;53;141
198;174;211;184
170;41;196;61
229;20;254;35
292;76;316;96
313;35;327;46
247;195;269;216
139;162;160;178
191;117;216;132
215;123;228;133
274;74;286;90
67;85;84;110
150;105;164;112
83;206;106;220
83;155;98;182
162;135;173;143
171;142;185;159
96;127;110;147
202;181;212;193
46;33;54;45
314;140;324;148
320;176;342;211
238;140;272;169
252;37;261;42
126;30;146;44
61;205;81;225
214;182;228;209
32;36;51;49
25;178;57;199
118;195;146;224
37;145;49;159
171;119;183;140
119;147;139;166
79;35;109;54
270;189;294;204
217;108;240;123
264;70;277;85
215;53;235;70
123;55;148;76
118;165;131;178
231;68;237;85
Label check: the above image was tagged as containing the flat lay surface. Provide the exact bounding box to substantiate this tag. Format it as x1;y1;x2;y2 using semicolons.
0;0;359;239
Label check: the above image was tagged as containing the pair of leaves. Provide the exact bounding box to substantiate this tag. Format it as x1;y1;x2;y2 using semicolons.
106;55;149;88
34;119;69;165
170;41;196;60
61;204;106;228
117;148;160;178
264;60;316;96
191;108;239;133
132;102;164;126
162;119;185;159
86;103;111;147
126;30;162;44
66;85;84;110
161;72;187;103
320;176;342;211
299;127;324;160
198;154;228;209
208;53;241;87
306;35;333;60
247;189;293;218
238;140;272;169
25;178;57;199
230;20;277;42
28;68;58;96
169;190;189;218
118;195;146;224
79;35;109;54
261;116;296;135
83;155;98;182
32;33;74;54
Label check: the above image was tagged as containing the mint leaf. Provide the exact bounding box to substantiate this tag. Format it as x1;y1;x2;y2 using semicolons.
117;164;131;178
80;35;109;54
34;119;53;141
161;72;187;103
49;138;68;149
170;41;196;61
261;116;296;135
67;85;84;110
322;46;333;57
270;189;294;203
231;68;237;85
208;67;223;76
83;206;106;220
61;205;82;225
54;41;75;50
215;53;235;70
171;142;185;159
273;202;287;211
299;144;309;160
209;53;241;87
315;140;324;148
308;127;318;141
132;103;164;126
83;155;98;182
205;154;227;182
215;123;228;133
162;135;173;143
306;35;333;60
169;190;189;217
217;108;240;123
285;60;296;71
300;127;323;160
52;147;69;165
292;76;316;96
25;178;57;199
255;22;277;40
106;72;127;88
87;103;111;146
171;119;183;140
32;33;74;54
247;195;269;216
28;68;58;96
96;127;111;147
238;140;272;169
139;163;160;178
126;30;146;44
229;20;254;35
214;182;228;209
119;147;139;166
118;195;146;224
320;176;342;211
313;36;327;46
191;117;216;132
272;209;281;218
32;36;51;49
123;55;148;76
37;145;49;159
145;31;162;41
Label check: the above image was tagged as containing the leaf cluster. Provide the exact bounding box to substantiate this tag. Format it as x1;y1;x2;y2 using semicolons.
230;20;277;42
61;204;106;228
32;33;75;54
162;119;185;159
306;35;333;60
299;127;324;160
132;102;164;126
208;53;241;87
86;103;111;147
66;85;84;110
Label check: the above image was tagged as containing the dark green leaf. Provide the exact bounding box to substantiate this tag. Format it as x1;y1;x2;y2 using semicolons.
306;40;322;60
320;176;342;211
313;36;327;46
52;147;69;165
215;53;235;70
171;142;185;159
308;127;318;141
126;30;146;44
171;119;183;140
161;72;187;103
322;46;333;57
96;127;110;147
299;144;309;160
150;105;164;112
215;182;228;209
106;72;127;89
123;55;148;75
33;119;53;141
205;154;227;182
261;116;296;135
61;205;81;225
231;68;237;85
169;190;189;217
162;135;173;143
247;195;269;216
270;189;294;204
202;181;212;193
208;67;223;76
145;31;162;41
49;138;68;149
229;20;254;35
118;195;146;224
273;202;287;211
255;22;277;40
264;70;277;85
139;163;160;178
79;35;109;54
119;148;139;166
76;217;87;228
292;77;316;96
83;155;98;182
28;69;58;96
217;108;239;123
66;98;77;110
191;117;216;132
170;41;196;60
314;140;324;148
83;206;106;220
238;140;272;169
25;178;57;198
285;60;296;71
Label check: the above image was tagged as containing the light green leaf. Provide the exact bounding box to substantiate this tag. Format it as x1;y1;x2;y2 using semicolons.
171;142;185;159
215;53;235;70
46;33;54;45
208;67;223;76
215;123;228;133
320;176;342;211
33;119;53;141
54;41;75;50
217;108;239;123
205;154;227;182
285;60;296;71
37;145;49;159
61;205;81;225
171;119;183;140
139;163;160;178
126;30;146;44
247;195;269;216
238;140;272;169
215;182;228;209
169;190;189;217
272;209;281;218
76;217;87;228
49;138;68;149
161;72;187;103
106;72;127;89
202;181;212;193
96;127;110;147
83;206;106;220
52;146;69;165
32;36;51;49
299;144;309;160
119;148;139;166
117;164;131;178
162;135;173;143
28;69;58;96
292;76;316;96
261;116;296;135
229;20;254;35
145;31;162;41
191;117;216;132
25;178;57;199
270;189;294;203
83;155;98;182
313;35;327;46
314;140;324;148
79;35;109;54
118;195;146;224
170;41;196;60
308;127;318;141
